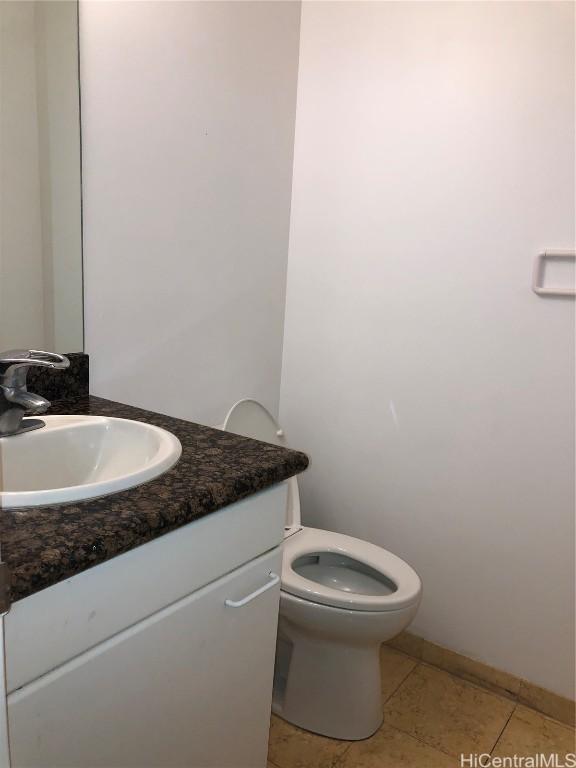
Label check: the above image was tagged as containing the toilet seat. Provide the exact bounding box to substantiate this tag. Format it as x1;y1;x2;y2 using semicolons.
281;527;421;612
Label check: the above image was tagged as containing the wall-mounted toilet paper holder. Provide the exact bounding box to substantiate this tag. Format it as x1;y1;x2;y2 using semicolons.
532;251;575;297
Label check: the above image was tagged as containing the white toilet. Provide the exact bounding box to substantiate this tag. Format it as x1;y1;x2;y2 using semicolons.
223;399;422;741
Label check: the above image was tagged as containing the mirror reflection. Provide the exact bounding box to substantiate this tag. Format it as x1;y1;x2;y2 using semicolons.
0;0;83;352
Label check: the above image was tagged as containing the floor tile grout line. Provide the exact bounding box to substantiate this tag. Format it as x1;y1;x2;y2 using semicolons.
381;654;421;705
380;719;462;760
489;702;518;756
334;740;354;766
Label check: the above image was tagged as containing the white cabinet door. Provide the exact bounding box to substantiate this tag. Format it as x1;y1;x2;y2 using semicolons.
8;547;282;768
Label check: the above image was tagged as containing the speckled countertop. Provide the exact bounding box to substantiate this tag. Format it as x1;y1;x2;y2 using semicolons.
0;395;309;604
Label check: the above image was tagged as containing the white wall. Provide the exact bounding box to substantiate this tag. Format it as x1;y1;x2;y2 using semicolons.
281;1;575;697
80;1;300;426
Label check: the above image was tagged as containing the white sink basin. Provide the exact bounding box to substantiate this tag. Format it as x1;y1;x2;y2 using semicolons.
0;415;182;509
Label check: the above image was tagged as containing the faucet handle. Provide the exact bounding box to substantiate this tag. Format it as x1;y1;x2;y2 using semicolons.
0;350;70;388
0;350;70;371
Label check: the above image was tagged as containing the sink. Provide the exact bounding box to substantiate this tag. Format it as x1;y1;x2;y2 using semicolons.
0;415;182;508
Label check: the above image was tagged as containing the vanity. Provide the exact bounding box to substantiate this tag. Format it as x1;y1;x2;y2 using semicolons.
0;360;308;767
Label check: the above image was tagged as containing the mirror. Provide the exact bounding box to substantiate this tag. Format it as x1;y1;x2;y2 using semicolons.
0;0;83;352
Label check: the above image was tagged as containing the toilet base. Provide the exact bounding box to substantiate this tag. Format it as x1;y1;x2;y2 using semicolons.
273;590;420;741
273;624;383;741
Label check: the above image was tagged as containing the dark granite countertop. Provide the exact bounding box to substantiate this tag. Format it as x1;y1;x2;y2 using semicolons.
0;396;309;604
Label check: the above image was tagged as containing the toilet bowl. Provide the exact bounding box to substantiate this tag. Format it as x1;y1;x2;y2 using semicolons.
223;399;422;741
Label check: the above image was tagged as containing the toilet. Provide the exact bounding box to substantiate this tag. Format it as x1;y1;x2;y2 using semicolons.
223;399;422;741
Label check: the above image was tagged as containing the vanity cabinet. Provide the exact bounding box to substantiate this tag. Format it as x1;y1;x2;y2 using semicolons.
5;485;286;768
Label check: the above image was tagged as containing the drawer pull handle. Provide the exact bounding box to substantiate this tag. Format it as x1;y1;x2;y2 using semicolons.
225;572;280;608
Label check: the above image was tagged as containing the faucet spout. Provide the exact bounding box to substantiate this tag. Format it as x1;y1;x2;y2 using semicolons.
3;389;50;415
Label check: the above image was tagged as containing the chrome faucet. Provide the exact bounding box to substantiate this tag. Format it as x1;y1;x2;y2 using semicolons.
0;350;70;437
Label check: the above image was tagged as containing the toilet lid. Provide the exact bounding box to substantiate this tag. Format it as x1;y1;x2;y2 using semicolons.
282;527;422;612
222;399;301;529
